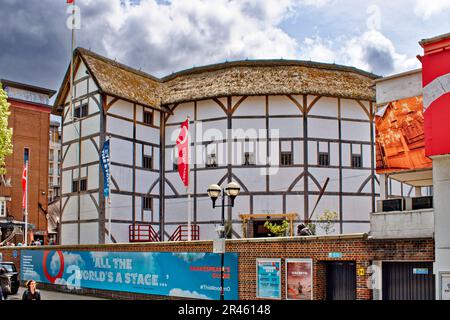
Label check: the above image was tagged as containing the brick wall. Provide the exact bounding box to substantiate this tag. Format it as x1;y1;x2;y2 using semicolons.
1;98;50;243
0;234;434;300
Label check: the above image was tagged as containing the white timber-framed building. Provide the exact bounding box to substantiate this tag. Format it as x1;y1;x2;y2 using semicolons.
53;48;414;245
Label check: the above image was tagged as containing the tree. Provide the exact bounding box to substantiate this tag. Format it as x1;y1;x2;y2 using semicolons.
317;210;338;235
0;83;13;175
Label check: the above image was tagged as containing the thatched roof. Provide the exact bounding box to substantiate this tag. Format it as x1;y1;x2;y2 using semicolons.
161;60;378;104
53;48;164;114
53;48;378;115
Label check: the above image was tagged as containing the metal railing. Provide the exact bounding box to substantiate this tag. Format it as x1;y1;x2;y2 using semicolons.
129;224;160;242
169;224;200;241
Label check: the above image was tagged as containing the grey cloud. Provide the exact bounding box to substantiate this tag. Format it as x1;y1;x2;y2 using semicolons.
0;0;298;91
364;45;395;75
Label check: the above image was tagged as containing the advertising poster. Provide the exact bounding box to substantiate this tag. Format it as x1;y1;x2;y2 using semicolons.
256;259;281;299
21;250;238;300
375;96;432;173
286;259;313;300
440;273;450;300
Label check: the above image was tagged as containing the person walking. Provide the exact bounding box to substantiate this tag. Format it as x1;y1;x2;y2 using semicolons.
22;280;41;301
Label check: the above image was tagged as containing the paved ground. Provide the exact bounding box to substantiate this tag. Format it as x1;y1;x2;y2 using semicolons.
6;287;106;300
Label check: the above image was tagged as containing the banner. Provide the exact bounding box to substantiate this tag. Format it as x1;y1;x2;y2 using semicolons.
256;259;281;299
22;149;29;210
286;259;313;300
21;250;239;300
375;96;432;173
100;139;110;198
176;119;189;187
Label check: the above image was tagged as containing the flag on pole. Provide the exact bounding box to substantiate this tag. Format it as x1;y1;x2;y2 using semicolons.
21;163;28;210
100;139;111;198
176;119;189;187
67;0;75;4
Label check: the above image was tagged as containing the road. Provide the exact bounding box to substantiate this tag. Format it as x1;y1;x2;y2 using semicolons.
6;287;106;300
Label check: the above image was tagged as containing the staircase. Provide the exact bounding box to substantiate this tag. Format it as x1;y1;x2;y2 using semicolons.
169;224;200;241
129;224;160;242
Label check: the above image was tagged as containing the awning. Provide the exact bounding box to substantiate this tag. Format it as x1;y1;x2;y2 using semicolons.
0;220;35;229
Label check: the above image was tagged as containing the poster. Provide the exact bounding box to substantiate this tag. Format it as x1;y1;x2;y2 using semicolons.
440;272;450;300
286;259;313;300
21;250;238;300
375;96;432;173
256;259;281;299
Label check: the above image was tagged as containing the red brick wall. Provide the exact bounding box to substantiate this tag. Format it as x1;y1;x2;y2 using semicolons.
0;235;434;300
2;98;50;243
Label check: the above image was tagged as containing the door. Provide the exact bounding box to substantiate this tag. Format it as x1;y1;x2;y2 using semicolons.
326;261;356;300
382;262;435;300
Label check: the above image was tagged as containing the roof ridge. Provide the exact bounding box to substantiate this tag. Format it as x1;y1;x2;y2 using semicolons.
76;47;162;83
160;59;381;82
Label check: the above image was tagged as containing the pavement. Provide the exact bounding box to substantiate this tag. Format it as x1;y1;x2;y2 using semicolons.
6;286;106;300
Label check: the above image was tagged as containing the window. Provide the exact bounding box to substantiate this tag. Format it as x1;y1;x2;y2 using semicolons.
173;161;178;171
280;151;293;166
143;109;153;125
318;152;330;167
351;154;362;168
0;201;6;217
143;155;153;169
74;104;88;119
72;180;79;193
243;152;255;166
143;197;153;211
49;164;54;173
58;150;61;161
206;153;218;168
72;178;87;192
80;178;87;191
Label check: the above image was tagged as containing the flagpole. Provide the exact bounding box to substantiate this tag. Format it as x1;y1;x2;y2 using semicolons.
187;117;192;241
69;0;75;122
24;161;28;246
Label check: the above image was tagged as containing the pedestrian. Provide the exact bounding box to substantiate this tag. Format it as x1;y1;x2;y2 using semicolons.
0;267;11;301
22;280;41;301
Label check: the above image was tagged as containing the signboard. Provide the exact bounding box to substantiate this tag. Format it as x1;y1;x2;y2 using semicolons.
256;259;281;299
286;259;313;300
21;250;239;300
413;268;429;275
328;252;343;259
357;268;366;276
440;272;450;300
375;96;432;173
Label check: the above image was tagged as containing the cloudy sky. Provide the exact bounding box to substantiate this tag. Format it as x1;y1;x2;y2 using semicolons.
0;0;449;92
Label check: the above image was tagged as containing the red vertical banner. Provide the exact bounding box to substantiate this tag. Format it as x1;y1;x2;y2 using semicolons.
177;119;189;187
22;163;27;210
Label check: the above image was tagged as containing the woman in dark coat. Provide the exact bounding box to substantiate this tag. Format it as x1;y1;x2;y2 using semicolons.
22;280;41;300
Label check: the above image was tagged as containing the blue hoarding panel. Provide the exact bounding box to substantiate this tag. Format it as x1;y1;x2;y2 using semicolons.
21;250;238;300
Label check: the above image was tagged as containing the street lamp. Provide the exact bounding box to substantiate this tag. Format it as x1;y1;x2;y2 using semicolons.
207;182;240;300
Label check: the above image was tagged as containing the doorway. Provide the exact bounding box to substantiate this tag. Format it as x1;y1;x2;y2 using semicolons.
326;261;357;300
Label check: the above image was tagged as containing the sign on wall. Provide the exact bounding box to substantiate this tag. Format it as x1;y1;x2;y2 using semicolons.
285;259;313;300
375;96;432;173
256;259;281;299
21;250;239;300
440;272;450;300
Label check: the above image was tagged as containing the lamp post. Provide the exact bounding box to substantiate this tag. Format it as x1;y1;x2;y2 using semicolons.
207;182;240;300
